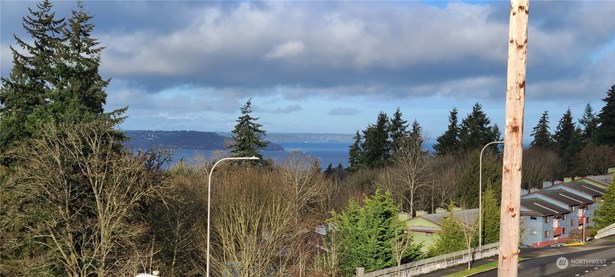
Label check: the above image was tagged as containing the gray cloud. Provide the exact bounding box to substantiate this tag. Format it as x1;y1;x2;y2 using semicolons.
329;107;359;116
270;104;303;114
3;1;615;110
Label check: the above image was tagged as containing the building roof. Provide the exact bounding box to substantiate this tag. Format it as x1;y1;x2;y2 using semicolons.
420;208;479;226
564;182;606;197
538;189;592;206
584;174;613;186
520;198;569;217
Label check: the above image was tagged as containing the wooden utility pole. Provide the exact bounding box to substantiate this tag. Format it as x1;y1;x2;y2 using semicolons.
498;0;529;276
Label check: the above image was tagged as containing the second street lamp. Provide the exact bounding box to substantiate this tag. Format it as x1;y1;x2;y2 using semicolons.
479;141;504;249
206;156;259;277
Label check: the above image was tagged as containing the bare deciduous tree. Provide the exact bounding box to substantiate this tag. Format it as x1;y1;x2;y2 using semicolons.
280;151;327;276
13;121;167;276
391;138;433;215
522;148;561;189
211;166;298;277
454;210;479;270
572;143;615;176
429;154;468;213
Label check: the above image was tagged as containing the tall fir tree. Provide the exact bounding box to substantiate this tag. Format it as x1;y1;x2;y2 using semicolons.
433;108;460;155
458;103;499;152
408;120;424;150
553;109;583;177
579;104;598;145
0;0;65;158
389;107;409;155
362;112;390;168
530;111;553;149
348;130;364;171
595;85;615;146
0;0;125;164
228;99;269;161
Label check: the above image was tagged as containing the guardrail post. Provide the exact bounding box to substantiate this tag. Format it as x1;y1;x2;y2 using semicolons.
356;267;365;277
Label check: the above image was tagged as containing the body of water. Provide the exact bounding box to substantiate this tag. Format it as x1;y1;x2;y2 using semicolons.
169;141;351;169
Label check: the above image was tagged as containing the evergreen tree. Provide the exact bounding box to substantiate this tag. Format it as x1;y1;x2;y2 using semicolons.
428;204;466;256
362;112;390;168
595;85;615;146
579;104;598;145
530;111;553;149
56;2;122;121
553;109;583;176
594;177;615;229
456;150;501;208
481;185;500;244
348;130;364;171
389;107;409;155
0;0;65;158
458;103;498;152
408;120;424;150
228;99;269;160
330;188;422;275
0;1;125;165
433;108;459;155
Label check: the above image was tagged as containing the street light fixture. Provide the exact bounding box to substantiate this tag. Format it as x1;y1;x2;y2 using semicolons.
479;141;504;249
206;156;259;277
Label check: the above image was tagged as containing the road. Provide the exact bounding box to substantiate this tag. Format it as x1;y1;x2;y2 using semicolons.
473;238;615;277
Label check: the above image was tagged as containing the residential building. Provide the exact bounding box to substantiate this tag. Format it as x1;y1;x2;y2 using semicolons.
520;173;612;247
407;208;478;253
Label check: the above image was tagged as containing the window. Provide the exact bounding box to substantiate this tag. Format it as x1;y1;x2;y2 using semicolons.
530;216;537;220
563;227;567;234
562;214;567;220
586;217;591;223
545;230;550;238
544;216;550;223
426;232;433;237
571;219;575;226
570;206;576;212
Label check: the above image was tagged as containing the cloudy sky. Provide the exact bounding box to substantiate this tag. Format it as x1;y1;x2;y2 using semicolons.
2;1;615;142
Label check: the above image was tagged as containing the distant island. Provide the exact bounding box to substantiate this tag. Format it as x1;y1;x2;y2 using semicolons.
124;130;284;151
217;132;355;143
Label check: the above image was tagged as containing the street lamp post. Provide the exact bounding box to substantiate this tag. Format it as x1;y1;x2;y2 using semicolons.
206;156;259;277
479;141;504;249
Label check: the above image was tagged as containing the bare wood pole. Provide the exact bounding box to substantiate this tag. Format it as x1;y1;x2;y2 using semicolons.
498;0;529;276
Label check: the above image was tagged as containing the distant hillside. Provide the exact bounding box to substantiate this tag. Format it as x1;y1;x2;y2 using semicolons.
124;130;284;151
217;132;355;143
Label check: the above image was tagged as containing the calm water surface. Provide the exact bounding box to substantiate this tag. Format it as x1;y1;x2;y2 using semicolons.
169;141;350;169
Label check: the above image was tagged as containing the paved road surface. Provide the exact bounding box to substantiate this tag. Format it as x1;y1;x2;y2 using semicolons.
422;238;615;277
473;238;615;277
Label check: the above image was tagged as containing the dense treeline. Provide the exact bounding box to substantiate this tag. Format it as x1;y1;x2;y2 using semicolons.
2;1;615;276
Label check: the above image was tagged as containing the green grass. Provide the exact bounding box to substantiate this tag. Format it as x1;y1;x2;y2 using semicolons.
443;258;526;277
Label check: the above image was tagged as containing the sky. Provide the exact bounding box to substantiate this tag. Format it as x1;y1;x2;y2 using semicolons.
1;1;615;143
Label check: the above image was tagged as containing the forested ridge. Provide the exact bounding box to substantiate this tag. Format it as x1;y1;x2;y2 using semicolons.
124;130;284;151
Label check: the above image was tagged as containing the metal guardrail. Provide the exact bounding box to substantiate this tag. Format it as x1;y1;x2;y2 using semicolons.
356;242;499;277
595;222;615;239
